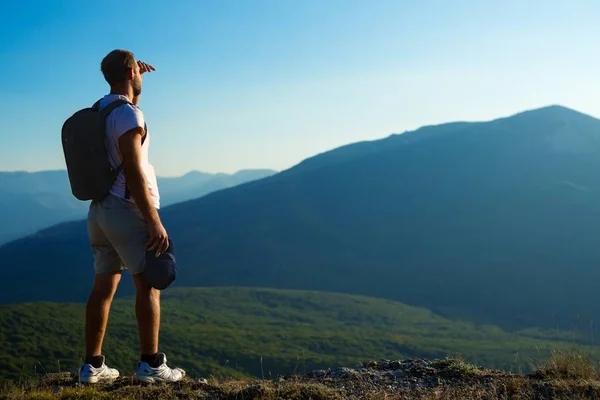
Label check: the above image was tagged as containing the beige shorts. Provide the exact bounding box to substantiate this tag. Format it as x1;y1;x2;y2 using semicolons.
87;194;149;275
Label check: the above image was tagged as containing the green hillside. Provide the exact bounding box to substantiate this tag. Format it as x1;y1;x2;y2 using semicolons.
1;287;598;383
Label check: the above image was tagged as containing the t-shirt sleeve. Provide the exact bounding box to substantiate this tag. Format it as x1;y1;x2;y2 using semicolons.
114;105;145;138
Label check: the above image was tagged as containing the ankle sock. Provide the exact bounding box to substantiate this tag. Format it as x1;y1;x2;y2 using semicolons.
141;352;162;368
85;355;104;368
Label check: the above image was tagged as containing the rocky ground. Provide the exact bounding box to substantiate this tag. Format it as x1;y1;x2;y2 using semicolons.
4;355;600;399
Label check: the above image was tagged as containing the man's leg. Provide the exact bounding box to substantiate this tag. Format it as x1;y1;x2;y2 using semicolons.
98;195;185;381
131;271;185;382
85;271;122;358
132;273;160;356
81;199;122;382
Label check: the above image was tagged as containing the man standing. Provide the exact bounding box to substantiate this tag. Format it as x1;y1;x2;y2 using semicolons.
79;49;185;383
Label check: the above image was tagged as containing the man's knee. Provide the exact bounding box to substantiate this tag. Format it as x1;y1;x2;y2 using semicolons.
132;273;159;297
90;271;122;298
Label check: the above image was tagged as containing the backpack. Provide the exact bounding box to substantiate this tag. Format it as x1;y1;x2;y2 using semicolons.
61;98;140;201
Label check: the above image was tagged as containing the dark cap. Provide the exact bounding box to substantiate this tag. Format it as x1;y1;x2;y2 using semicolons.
143;238;177;290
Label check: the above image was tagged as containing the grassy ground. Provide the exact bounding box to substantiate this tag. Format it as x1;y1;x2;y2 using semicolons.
4;350;600;399
3;287;600;384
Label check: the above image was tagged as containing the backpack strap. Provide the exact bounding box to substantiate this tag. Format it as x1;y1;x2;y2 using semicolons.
98;99;131;117
94;98;132;175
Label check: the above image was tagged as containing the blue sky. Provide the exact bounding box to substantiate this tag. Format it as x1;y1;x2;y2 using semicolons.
1;0;599;176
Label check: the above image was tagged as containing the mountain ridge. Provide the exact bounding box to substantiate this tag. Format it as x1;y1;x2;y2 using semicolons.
0;168;277;181
2;104;600;332
288;104;597;177
0;168;277;245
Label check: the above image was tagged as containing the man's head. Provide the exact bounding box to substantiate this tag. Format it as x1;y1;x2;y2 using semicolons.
100;49;142;96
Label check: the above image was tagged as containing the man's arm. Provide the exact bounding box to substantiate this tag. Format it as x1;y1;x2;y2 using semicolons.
119;127;168;255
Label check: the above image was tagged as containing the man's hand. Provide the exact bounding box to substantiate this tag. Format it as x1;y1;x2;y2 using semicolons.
137;61;155;74
147;220;169;257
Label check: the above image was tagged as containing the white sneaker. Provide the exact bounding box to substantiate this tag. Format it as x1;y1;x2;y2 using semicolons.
134;352;186;383
79;355;119;383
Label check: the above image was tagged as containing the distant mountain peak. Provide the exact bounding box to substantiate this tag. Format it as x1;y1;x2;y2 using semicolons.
503;104;596;122
181;170;213;178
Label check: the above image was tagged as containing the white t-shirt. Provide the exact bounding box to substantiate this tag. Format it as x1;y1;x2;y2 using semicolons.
99;94;160;209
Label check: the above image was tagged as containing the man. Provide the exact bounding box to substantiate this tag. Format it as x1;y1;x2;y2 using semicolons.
79;49;185;383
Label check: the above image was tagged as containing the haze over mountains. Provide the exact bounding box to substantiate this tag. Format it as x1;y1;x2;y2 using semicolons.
2;105;600;332
0;168;276;244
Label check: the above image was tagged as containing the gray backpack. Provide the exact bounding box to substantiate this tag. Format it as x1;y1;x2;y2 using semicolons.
61;98;139;201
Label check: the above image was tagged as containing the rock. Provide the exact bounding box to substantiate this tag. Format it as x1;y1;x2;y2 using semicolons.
425;376;441;387
311;369;327;379
328;367;356;379
393;370;405;379
389;360;402;370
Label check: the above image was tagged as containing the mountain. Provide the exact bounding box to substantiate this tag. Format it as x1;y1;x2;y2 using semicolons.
0;170;88;244
2;105;600;331
0;168;276;244
0;287;594;382
158;169;277;205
